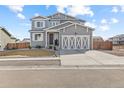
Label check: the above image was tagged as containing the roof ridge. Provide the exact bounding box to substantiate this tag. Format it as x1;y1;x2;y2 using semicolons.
46;12;85;22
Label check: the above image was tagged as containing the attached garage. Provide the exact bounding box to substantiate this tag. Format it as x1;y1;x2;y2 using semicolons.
62;35;90;50
42;21;94;50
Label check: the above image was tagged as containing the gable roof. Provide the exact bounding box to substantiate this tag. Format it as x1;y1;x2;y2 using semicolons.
44;21;73;30
47;12;85;22
109;34;124;39
44;21;94;31
0;27;11;37
31;15;48;20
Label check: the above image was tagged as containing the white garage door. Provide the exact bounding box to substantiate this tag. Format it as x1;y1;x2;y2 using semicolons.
62;35;90;50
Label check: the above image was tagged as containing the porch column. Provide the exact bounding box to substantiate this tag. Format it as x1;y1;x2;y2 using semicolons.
45;31;47;48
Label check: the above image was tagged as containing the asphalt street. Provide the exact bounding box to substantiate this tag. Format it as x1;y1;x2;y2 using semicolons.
0;67;124;88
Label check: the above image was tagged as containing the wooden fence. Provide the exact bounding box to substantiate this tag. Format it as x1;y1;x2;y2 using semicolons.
93;41;112;50
6;42;30;50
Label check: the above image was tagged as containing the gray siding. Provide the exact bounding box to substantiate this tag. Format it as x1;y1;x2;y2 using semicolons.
30;32;46;48
59;25;92;49
30;13;93;49
31;20;48;31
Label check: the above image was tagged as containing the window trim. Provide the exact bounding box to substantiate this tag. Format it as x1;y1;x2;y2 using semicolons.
35;21;45;28
51;21;58;26
33;33;43;41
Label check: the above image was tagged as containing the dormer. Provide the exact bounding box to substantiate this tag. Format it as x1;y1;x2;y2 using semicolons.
31;15;48;30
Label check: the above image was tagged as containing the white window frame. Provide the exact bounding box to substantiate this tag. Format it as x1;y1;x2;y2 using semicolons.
35;21;45;28
33;33;43;41
51;21;58;26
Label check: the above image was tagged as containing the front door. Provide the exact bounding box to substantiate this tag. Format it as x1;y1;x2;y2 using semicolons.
49;33;54;45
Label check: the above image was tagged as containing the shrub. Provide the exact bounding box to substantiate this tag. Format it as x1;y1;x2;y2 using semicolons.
35;45;42;49
28;45;32;49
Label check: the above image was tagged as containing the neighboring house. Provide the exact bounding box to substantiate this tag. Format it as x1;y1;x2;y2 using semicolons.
29;12;94;50
93;36;104;42
108;34;124;45
21;38;30;43
10;37;18;43
0;27;17;51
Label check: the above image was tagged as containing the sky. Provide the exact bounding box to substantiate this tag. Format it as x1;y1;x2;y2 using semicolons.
0;5;124;40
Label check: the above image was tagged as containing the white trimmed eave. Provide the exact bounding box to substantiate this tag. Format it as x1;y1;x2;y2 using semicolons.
46;30;59;32
47;20;95;31
29;30;45;33
43;21;73;30
68;21;95;31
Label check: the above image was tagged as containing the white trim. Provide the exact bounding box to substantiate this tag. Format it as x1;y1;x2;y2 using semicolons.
87;27;88;32
47;30;59;32
75;24;77;29
32;33;44;41
64;21;94;30
61;35;90;50
44;21;73;30
31;16;49;20
45;31;47;48
32;19;49;21
44;21;94;32
56;24;74;31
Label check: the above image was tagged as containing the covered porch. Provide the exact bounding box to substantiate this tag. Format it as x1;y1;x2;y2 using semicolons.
45;30;60;50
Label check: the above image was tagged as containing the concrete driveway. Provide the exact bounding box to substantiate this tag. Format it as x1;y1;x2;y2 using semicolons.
60;50;124;66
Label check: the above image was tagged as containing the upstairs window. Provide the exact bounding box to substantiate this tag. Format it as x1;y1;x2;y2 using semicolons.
35;21;45;28
37;22;41;27
50;21;58;26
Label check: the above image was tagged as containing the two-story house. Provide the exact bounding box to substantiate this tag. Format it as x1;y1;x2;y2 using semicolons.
29;12;94;50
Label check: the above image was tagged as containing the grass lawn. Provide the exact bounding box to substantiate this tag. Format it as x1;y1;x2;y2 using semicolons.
0;49;55;57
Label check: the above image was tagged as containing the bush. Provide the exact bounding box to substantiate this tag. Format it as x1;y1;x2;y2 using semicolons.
35;45;42;49
28;45;32;49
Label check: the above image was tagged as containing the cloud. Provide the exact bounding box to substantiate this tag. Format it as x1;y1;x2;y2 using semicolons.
120;5;124;12
46;5;50;9
56;5;94;17
17;13;25;19
7;5;24;13
85;21;97;28
34;13;40;16
92;19;96;22
111;6;118;13
7;5;25;20
99;25;110;32
56;5;68;13
99;19;109;32
20;23;31;27
101;19;108;24
110;18;119;24
112;6;124;13
99;18;119;32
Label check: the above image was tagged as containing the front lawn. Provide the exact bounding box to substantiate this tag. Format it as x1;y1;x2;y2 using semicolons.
0;49;55;57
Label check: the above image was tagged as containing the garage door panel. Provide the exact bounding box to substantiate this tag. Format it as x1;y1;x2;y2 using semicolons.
70;37;75;49
62;35;90;50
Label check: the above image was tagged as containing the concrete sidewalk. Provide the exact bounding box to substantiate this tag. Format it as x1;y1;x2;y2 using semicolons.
0;57;59;61
0;57;61;66
60;50;124;66
0;50;124;66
